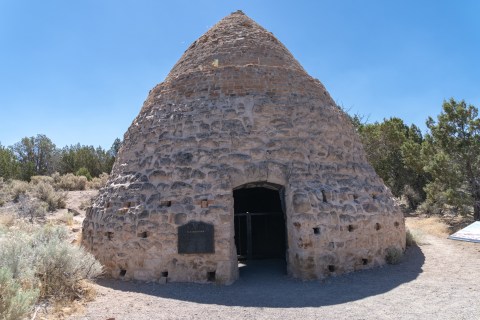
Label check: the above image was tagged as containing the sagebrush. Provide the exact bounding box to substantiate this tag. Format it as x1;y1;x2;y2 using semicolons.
0;224;102;319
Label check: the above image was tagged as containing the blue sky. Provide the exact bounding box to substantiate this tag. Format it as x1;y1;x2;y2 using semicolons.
1;0;479;149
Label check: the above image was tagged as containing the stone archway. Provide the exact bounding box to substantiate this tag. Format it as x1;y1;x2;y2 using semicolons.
233;182;287;262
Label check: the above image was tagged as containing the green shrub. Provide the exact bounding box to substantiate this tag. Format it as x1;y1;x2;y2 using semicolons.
76;167;92;181
0;179;7;207
0;267;39;320
385;246;403;265
55;173;87;191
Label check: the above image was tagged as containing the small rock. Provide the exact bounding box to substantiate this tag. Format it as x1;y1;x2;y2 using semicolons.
68;208;81;216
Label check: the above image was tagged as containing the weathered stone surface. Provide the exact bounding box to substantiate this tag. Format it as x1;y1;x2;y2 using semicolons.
82;10;405;284
293;193;311;213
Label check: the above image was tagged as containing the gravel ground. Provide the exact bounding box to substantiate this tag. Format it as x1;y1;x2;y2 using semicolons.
70;233;480;320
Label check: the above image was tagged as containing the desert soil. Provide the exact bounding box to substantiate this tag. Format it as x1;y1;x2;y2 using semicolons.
65;191;480;320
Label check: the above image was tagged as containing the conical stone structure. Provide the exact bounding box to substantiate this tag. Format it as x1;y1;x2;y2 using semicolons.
83;11;405;284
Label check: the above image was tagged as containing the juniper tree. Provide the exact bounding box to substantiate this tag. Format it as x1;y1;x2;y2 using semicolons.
424;98;480;220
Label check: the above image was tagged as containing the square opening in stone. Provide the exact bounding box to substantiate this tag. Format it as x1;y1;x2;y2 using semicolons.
160;200;172;207
207;271;216;282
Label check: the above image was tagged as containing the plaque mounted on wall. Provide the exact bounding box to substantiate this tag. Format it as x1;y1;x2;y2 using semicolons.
178;221;215;254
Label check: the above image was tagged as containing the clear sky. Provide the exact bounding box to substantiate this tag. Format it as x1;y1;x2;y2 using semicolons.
1;0;479;149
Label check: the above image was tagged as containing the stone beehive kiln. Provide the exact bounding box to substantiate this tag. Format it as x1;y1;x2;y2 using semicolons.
82;10;405;284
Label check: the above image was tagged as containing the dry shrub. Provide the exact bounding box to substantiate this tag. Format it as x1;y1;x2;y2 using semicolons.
30;175;54;186
33;182;67;211
55;173;87;191
87;172;109;190
79;199;91;211
385;246;403;265
51;172;62;184
49;280;96;319
405;216;450;237
405;228;417;247
0;213;15;228
9;180;29;202
17;195;48;222
60;211;74;226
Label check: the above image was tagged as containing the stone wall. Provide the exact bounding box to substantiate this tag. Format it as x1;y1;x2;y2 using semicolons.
82;11;405;284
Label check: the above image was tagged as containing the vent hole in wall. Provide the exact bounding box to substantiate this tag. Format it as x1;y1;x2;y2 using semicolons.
375;223;381;231
119;269;127;277
394;221;400;227
207;271;216;282
138;231;148;238
161;271;168;277
160;200;172;207
348;225;355;232
321;190;327;203
328;265;335;272
105;232;113;240
313;227;320;235
362;259;368;265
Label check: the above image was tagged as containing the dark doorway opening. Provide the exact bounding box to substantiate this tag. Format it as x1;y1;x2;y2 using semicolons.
233;185;286;261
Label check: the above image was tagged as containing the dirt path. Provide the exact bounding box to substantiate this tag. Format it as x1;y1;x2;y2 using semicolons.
69;232;480;320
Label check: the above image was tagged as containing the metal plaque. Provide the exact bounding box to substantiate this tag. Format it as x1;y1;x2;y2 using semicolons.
178;221;215;254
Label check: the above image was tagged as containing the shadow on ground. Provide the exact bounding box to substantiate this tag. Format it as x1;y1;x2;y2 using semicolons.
95;245;424;308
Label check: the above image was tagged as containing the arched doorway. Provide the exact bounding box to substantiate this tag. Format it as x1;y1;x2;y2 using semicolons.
233;183;286;261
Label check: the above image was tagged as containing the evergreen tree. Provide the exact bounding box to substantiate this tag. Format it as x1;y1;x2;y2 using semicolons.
11;134;56;180
423;98;480;220
0;143;19;179
355;117;428;209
